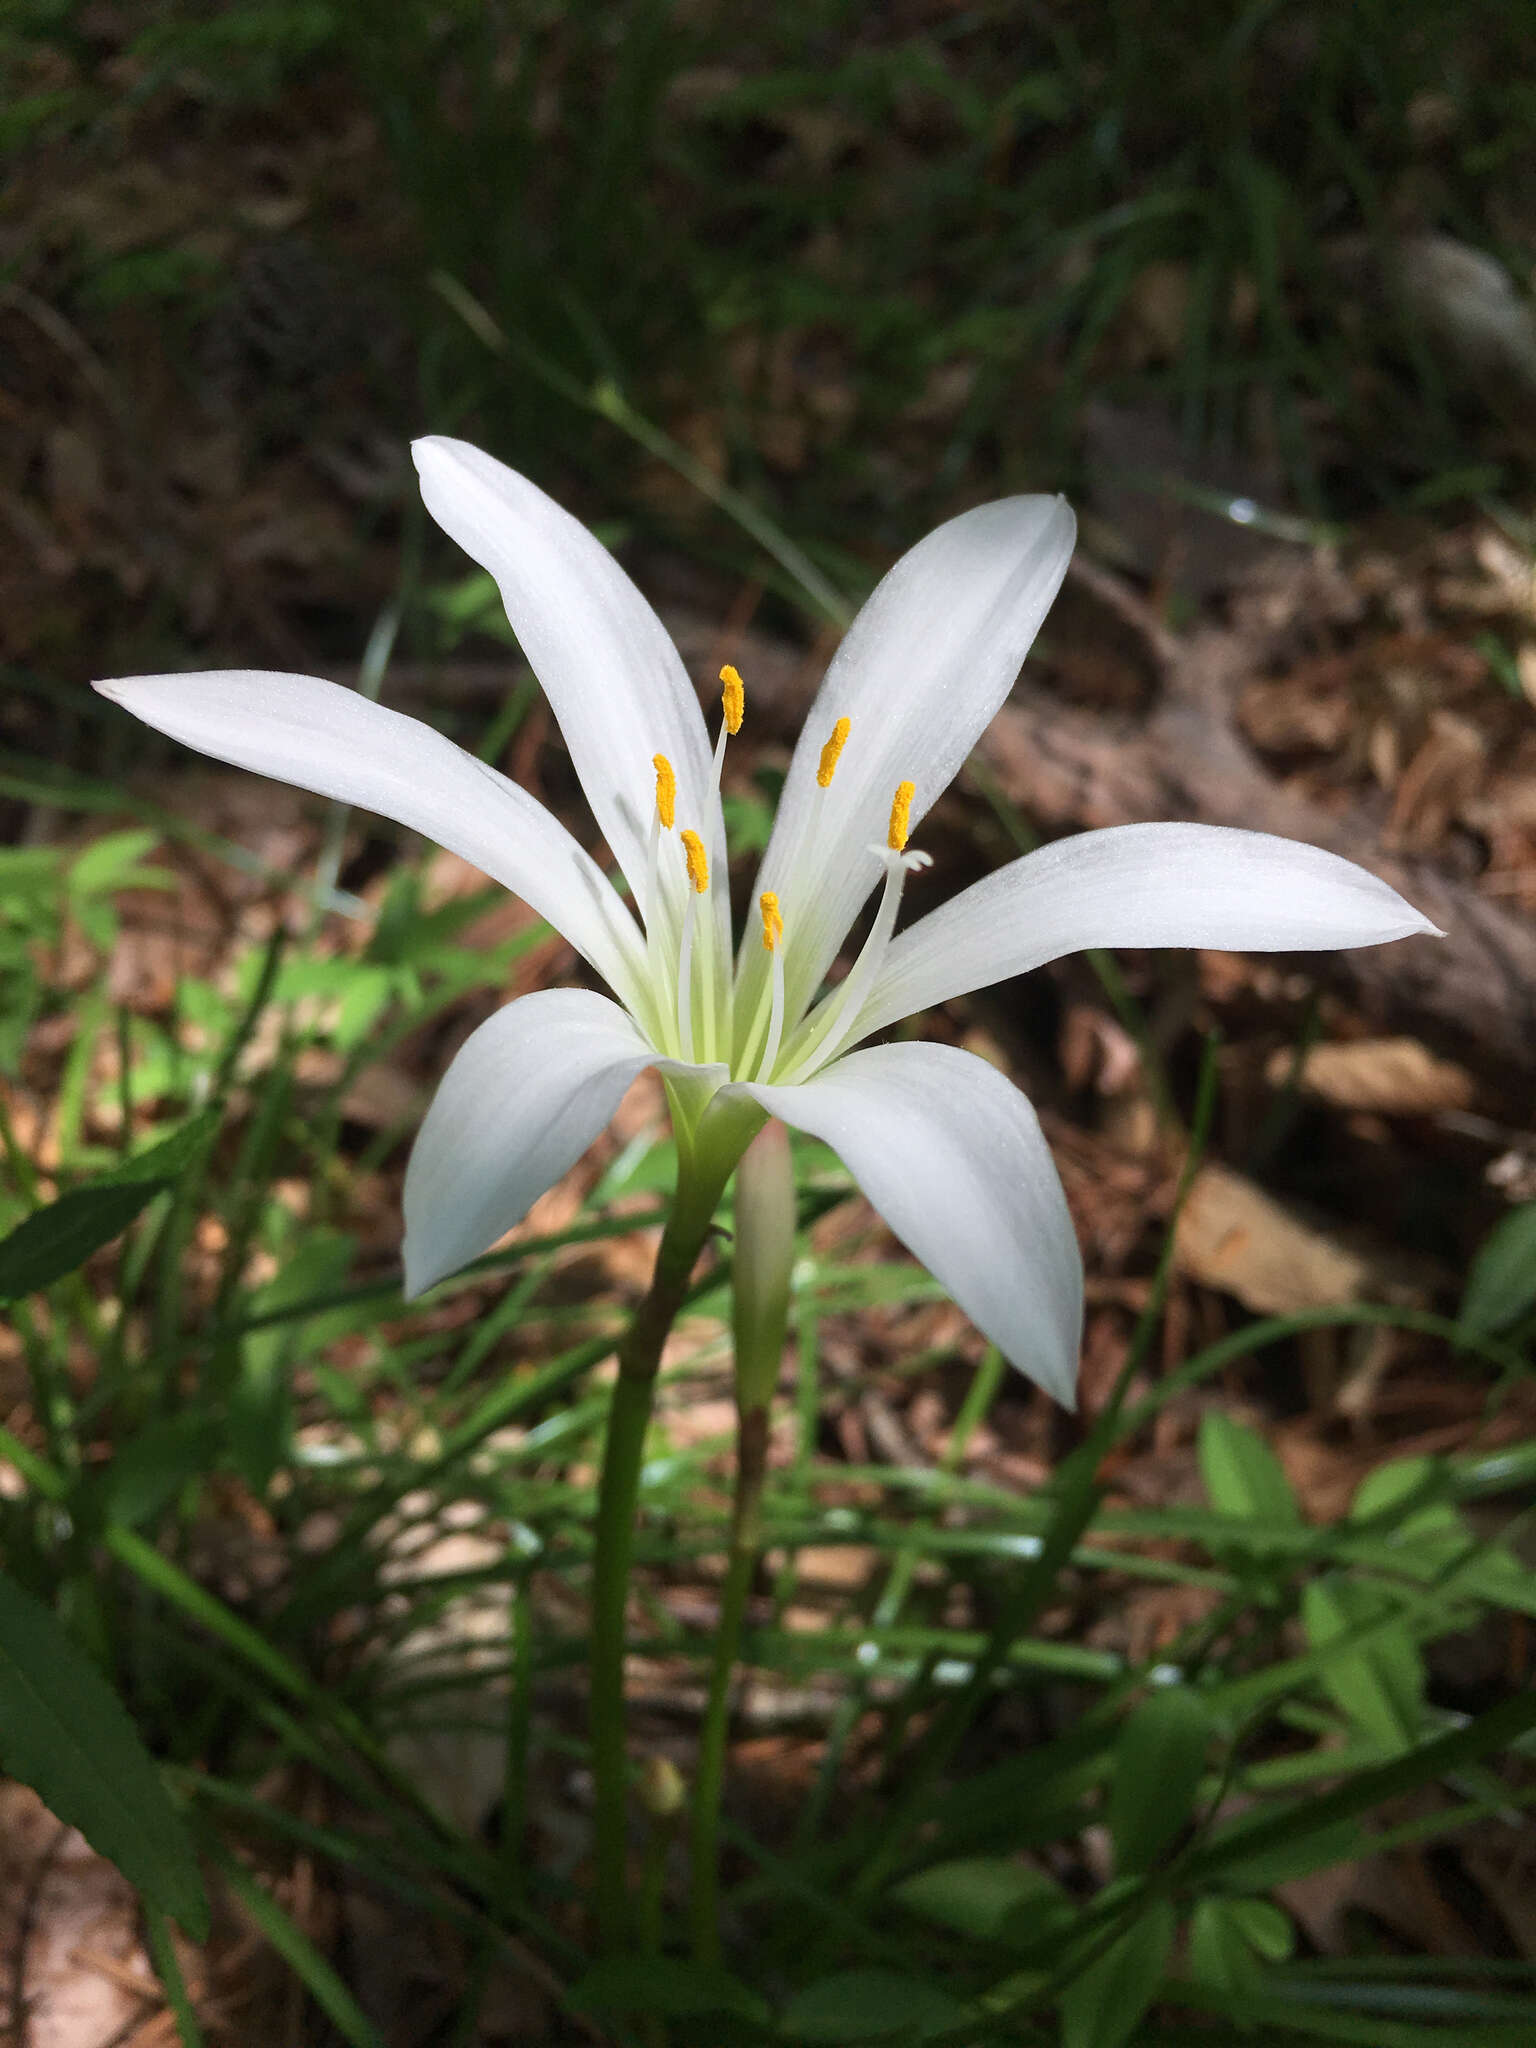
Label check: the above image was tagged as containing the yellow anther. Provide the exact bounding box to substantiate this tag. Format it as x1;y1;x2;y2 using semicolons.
759;891;783;952
887;780;915;853
719;663;745;735
652;752;676;830
681;828;709;894
817;716;851;788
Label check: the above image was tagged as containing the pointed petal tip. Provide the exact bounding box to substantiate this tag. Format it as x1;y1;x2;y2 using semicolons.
401;1240;449;1302
410;433;454;473
1005;1345;1080;1412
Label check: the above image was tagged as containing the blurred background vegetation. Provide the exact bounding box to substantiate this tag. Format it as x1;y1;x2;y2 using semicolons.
2;3;1536;2045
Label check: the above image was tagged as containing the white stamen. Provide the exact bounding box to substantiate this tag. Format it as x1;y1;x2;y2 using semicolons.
677;888;698;1062
759;937;786;1080
778;846;930;1083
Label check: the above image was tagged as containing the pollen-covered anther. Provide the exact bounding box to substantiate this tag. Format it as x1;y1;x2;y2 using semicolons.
817;716;851;788
681;828;709;894
887;779;916;852
652;753;676;830
719;664;745;735
759;890;783;952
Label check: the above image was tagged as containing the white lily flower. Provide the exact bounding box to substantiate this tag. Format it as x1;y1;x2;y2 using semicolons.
95;436;1439;1407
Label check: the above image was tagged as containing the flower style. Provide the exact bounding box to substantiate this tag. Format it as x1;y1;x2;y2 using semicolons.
96;437;1438;1406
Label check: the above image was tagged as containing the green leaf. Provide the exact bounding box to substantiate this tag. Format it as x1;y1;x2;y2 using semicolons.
0;1109;219;1302
101;1413;224;1528
67;828;170;896
1198;1412;1299;1525
781;1970;969;2042
891;1856;1072;1943
1303;1576;1424;1753
1460;1204;1536;1336
1109;1684;1214;1873
218;1854;381;2047
571;1956;768;2020
1188;1896;1294;1992
232;1232;355;1492
1206;1815;1368;1893
1060;1897;1175;2048
0;1573;207;1936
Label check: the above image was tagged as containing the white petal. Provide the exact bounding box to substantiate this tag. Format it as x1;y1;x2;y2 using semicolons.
740;492;1075;1036
93;668;648;1007
403;989;656;1296
412;437;727;963
736;1042;1082;1405
854;823;1443;1042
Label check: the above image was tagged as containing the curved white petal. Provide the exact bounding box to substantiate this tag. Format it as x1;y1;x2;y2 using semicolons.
854;823;1443;1042
412;437;728;972
739;492;1075;1040
403;988;658;1296
93;668;649;1008
736;1042;1082;1406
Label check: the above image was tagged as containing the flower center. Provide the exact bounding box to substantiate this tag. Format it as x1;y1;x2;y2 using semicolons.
637;668;924;1085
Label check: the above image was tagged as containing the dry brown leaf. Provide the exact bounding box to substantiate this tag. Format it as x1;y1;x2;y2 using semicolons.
1268;1036;1475;1115
1175;1163;1373;1315
1386;708;1487;849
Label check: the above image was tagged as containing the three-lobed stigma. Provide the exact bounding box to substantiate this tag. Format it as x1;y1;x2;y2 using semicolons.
681;828;709;893
653;753;676;830
759;891;782;951
817;716;851;789
887;780;915;852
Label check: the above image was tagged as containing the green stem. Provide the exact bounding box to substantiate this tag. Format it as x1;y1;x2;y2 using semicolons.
589;1128;748;1952
689;1119;793;1961
690;1403;769;1962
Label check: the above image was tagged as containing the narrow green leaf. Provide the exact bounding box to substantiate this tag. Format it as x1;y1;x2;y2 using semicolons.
1187;1687;1536;1889
1460;1203;1536;1336
0;1573;207;1936
218;1854;383;2048
1198;1412;1299;1525
1108;1685;1214;1874
0;1108;219;1302
143;1904;205;2048
1060;1897;1175;2048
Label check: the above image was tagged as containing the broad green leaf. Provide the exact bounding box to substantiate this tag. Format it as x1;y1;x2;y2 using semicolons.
1303;1576;1423;1753
1189;1896;1260;1992
1060;1897;1175;2048
1188;1896;1293;1992
0;1573;207;1936
0;1109;219;1302
101;1413;224;1528
1351;1455;1457;1530
1350;1456;1468;1560
571;1956;768;2020
1460;1203;1536;1336
1109;1684;1214;1874
892;1856;1072;1943
781;1970;969;2042
1198;1412;1299;1525
68;828;173;897
1230;1897;1294;1961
